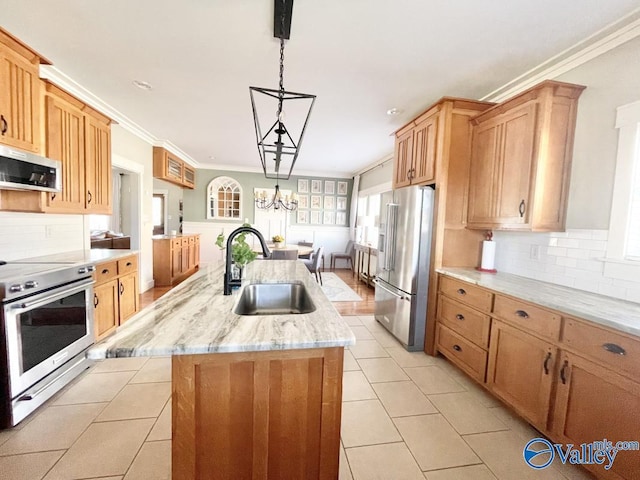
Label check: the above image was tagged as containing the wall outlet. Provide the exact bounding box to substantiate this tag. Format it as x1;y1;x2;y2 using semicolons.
530;245;541;261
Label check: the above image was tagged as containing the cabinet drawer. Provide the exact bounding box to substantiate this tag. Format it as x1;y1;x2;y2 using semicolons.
562;318;640;383
189;236;196;245
181;238;189;247
437;295;491;348
436;323;488;382
493;295;561;340
439;276;492;312
172;238;182;249
117;255;138;276
94;261;118;285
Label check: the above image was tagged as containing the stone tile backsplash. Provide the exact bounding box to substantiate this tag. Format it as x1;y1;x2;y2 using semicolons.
493;229;640;303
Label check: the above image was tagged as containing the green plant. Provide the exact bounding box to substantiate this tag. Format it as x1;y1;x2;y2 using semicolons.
216;224;258;268
272;234;285;243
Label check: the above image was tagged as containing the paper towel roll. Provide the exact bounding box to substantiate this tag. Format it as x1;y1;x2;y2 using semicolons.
481;240;496;271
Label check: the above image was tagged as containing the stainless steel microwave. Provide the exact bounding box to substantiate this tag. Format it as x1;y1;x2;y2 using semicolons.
0;144;61;193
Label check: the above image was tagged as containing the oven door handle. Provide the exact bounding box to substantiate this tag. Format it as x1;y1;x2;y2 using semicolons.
10;279;94;313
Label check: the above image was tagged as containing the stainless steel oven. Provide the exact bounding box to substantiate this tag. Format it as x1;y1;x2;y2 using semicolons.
0;262;95;427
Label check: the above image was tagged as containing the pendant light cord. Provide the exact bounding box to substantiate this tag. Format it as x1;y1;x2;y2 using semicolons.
277;0;285;118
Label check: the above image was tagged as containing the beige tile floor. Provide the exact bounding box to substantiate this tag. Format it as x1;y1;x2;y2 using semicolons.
0;315;596;480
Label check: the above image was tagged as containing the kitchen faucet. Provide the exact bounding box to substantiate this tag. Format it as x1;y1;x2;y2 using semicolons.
224;226;271;295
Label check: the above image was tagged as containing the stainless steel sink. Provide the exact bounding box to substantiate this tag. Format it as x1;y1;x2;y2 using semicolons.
234;282;316;315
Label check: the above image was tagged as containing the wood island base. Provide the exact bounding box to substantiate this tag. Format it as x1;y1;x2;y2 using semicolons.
172;347;344;480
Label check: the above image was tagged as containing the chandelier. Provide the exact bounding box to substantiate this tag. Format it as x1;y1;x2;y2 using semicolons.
250;0;316;180
254;183;298;211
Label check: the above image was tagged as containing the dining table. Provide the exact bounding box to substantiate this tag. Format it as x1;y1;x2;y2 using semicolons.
252;243;314;257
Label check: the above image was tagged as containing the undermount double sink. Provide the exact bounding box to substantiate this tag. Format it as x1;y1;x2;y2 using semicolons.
233;282;316;315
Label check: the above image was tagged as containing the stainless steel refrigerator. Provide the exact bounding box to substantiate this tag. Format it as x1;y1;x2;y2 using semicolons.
374;185;434;351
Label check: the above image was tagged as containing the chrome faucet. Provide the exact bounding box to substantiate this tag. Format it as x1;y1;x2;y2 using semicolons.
223;226;271;295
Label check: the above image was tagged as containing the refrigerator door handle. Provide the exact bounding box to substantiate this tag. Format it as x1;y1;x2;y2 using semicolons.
385;203;398;271
373;279;411;301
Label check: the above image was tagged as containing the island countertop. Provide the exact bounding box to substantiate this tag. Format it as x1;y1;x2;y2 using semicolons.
87;260;355;359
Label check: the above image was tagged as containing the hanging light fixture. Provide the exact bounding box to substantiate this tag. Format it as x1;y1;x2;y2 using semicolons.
250;0;316;180
254;177;298;211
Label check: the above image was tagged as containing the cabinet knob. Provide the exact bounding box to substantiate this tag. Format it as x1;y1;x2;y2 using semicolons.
515;310;529;319
452;344;462;352
126;262;132;267
602;343;626;356
519;199;526;217
455;314;465;321
543;351;552;375
102;269;109;274
0;115;7;135
456;288;466;295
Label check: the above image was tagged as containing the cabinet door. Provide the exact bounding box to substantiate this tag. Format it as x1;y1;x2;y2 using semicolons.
166;155;183;183
467;119;501;225
411;112;438;185
118;272;139;324
393;129;413;188
0;46;41;153
94;280;119;341
171;244;182;279
194;237;200;267
85;114;111;213
44;95;86;212
493;103;536;226
487;320;556;428
181;244;190;273
183;165;195;189
552;352;640;480
188;243;196;270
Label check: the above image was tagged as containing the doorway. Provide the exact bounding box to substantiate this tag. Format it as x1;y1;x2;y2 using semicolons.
152;192;167;235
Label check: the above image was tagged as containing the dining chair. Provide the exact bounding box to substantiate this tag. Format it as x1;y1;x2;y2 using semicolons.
330;240;354;271
297;241;314;259
270;249;298;260
303;246;324;285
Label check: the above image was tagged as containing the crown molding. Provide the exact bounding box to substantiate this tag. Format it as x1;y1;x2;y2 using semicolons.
481;7;640;102
198;162;353;179
39;65;200;167
354;153;394;177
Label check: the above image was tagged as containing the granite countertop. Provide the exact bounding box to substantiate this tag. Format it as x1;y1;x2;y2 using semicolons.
88;261;355;359
15;249;138;263
152;234;198;240
437;267;640;338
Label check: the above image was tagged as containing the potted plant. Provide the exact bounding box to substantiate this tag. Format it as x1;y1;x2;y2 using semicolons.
272;234;285;248
216;224;258;279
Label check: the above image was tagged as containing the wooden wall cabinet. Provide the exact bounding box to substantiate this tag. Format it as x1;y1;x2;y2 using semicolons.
393;110;438;188
434;273;640;480
153;147;195;189
0;80;112;214
0;28;49;154
93;254;139;341
467;80;585;231
153;234;201;286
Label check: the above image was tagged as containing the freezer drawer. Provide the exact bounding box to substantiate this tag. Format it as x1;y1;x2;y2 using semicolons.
374;279;414;348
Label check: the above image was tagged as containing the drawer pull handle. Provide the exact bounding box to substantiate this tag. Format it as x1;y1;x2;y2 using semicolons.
455;314;465;321
94;293;99;308
543;351;552;375
560;360;569;385
515;310;529;319
602;343;626;356
452;344;462;352
519;199;526;217
119;283;124;295
456;288;466;295
102;269;109;274
0;115;7;135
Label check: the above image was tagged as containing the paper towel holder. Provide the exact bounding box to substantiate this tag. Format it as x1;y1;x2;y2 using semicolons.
476;230;497;274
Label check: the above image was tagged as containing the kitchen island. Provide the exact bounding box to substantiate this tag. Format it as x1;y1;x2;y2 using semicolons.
88;260;355;480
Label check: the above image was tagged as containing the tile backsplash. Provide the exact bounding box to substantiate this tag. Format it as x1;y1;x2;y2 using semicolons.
493;229;640;303
0;212;87;261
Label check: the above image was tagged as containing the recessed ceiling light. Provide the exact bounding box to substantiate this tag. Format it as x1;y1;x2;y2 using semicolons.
132;80;152;91
208;155;215;161
386;108;402;116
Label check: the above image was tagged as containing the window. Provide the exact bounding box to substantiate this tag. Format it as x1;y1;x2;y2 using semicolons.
608;100;640;261
356;193;381;245
207;176;242;220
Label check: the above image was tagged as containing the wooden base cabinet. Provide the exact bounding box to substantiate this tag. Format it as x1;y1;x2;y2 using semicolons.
486;320;557;428
172;347;343;480
153;235;200;286
93;254;139;341
551;352;640;480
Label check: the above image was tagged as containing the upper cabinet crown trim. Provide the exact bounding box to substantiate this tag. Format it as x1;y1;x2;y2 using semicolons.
0;27;52;65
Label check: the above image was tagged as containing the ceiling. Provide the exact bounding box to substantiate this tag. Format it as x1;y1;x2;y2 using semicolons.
2;1;639;177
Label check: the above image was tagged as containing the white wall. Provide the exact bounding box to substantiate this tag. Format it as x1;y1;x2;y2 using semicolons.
0;212;86;260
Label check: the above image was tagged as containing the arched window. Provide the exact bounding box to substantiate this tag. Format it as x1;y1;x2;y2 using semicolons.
207;176;242;219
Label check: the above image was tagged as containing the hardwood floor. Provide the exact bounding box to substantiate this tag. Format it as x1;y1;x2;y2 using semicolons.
140;267;376;315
